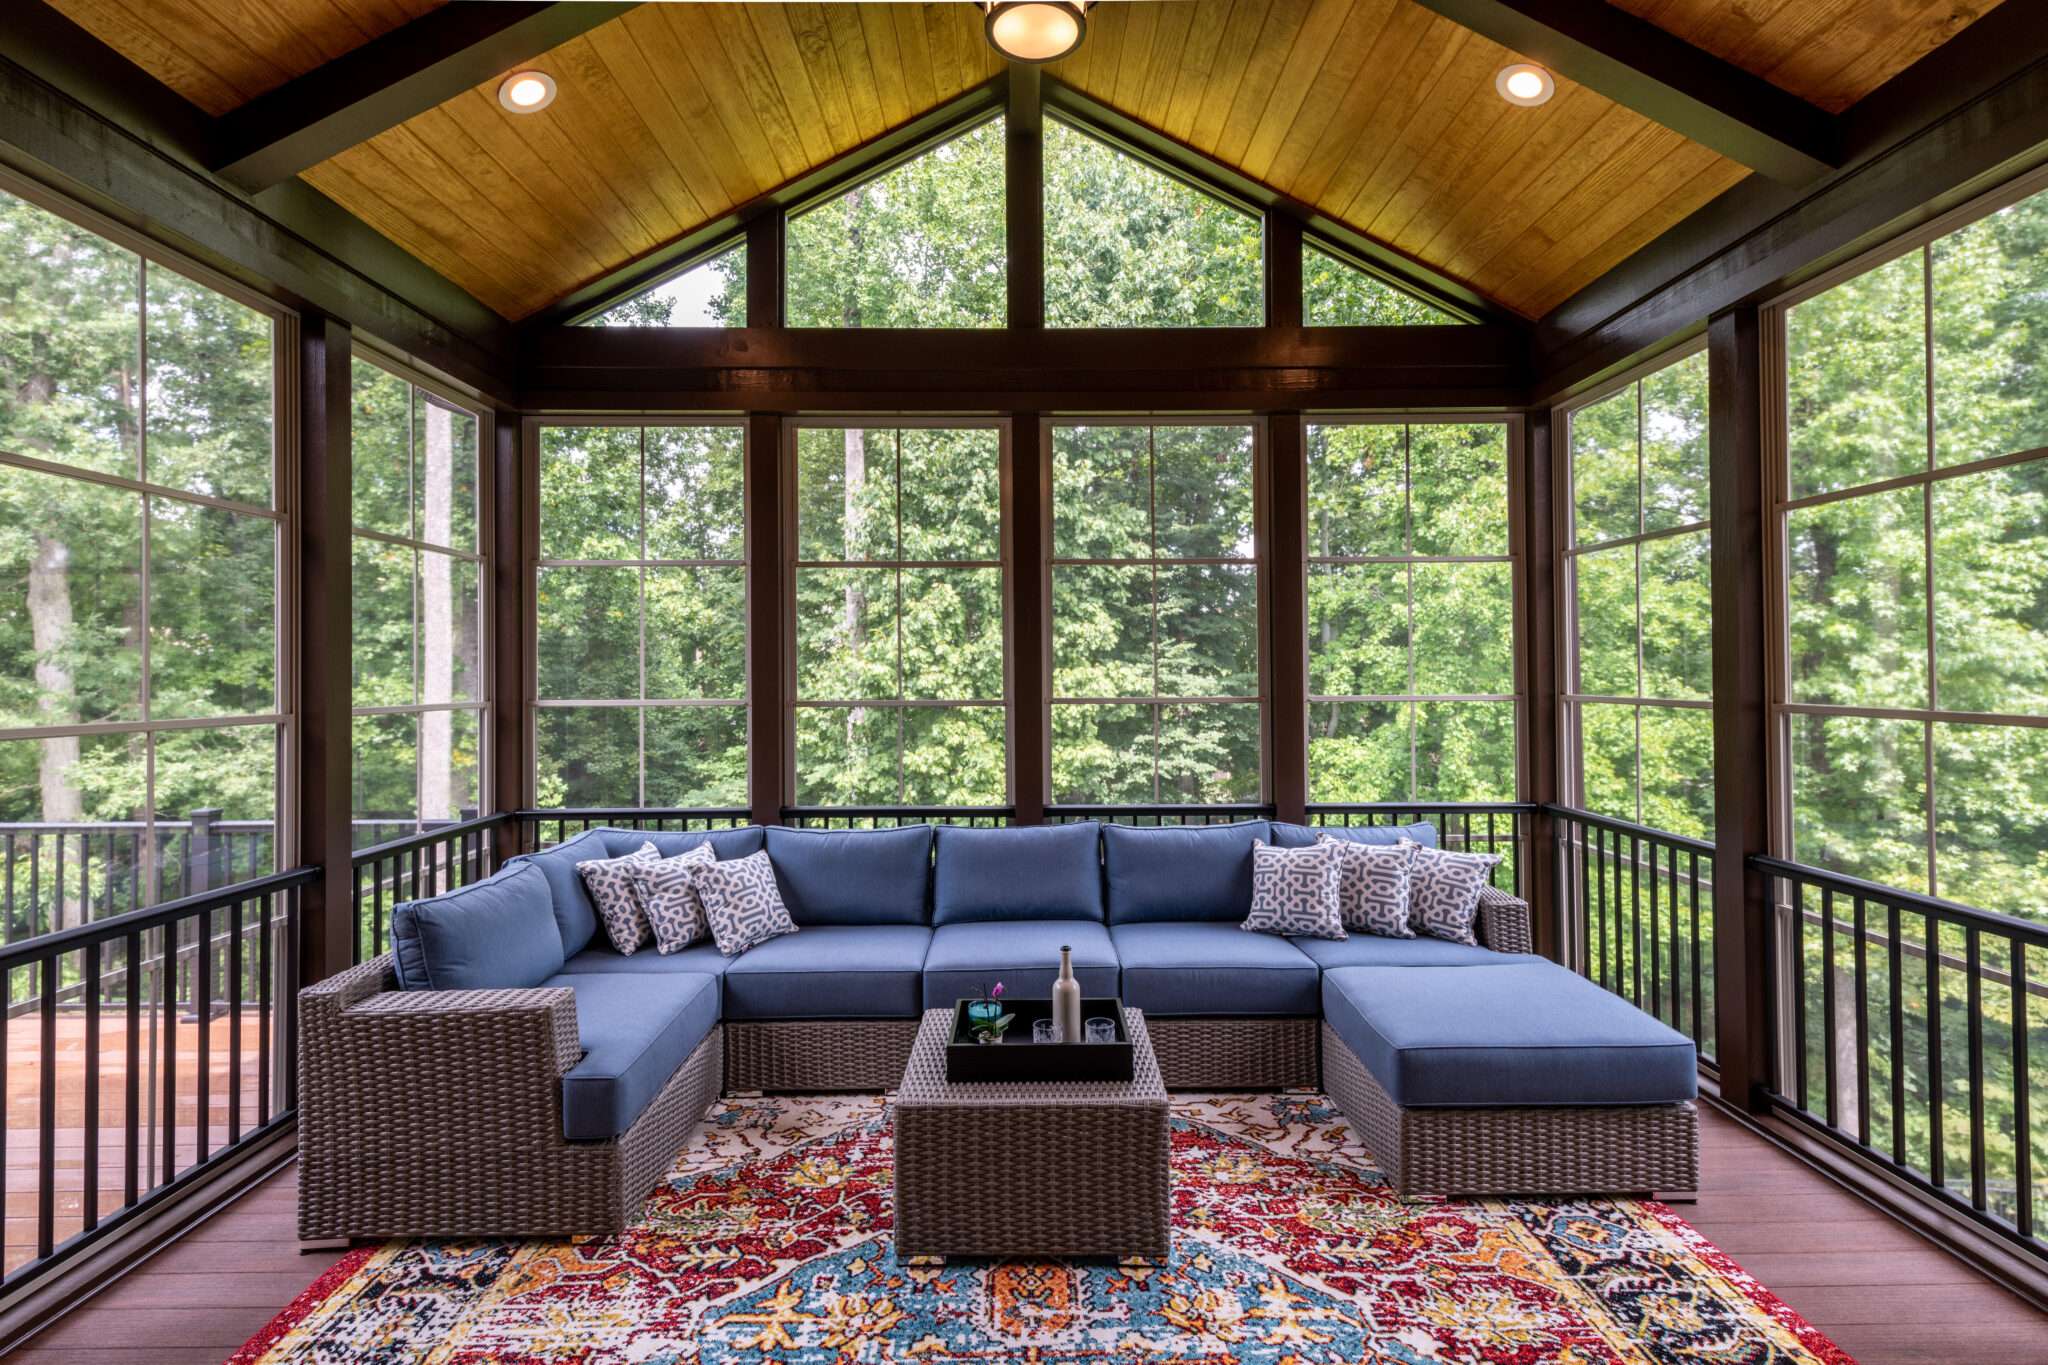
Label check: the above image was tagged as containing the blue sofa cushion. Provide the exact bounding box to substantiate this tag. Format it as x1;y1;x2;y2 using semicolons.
390;861;564;991
602;826;766;862
503;828;613;959
558;942;733;978
922;920;1119;1010
1290;935;1535;970
1109;921;1319;1015
1269;821;1438;850
1322;963;1699;1107
722;925;931;1019
932;823;1104;925
550;970;719;1140
1101;820;1270;924
762;825;933;926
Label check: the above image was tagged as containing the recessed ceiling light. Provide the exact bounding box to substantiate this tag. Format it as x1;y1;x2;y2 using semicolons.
983;2;1090;64
1495;62;1555;107
498;70;557;114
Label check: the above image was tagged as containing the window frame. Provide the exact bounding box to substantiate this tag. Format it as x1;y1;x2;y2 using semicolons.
526;414;751;810
1303;412;1526;805
1043;414;1272;805
0;165;300;881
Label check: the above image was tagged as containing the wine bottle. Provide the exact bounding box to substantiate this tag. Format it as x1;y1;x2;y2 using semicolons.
1053;944;1083;1043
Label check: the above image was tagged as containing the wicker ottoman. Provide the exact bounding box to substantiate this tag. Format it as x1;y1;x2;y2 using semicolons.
893;1006;1170;1259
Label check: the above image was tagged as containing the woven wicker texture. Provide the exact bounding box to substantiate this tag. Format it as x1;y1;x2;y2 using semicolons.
894;1007;1171;1258
1144;1016;1318;1089
724;1018;921;1092
1476;886;1534;953
297;953;722;1240
1321;1022;1698;1198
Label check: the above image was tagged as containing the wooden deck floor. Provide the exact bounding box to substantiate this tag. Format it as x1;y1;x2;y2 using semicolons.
2;1104;2043;1364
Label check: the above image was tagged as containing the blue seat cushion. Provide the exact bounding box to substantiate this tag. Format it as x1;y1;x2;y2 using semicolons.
550;970;719;1140
1269;821;1437;851
502;827;613;959
762;825;933;926
922;920;1119;1010
932;823;1104;925
390;861;564;991
1109;921;1318;1016
722;925;931;1019
1290;935;1533;970
1322;963;1698;1108
1101;821;1270;924
557;942;733;978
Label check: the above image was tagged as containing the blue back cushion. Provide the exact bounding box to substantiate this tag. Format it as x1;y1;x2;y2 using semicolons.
762;825;934;925
503;828;612;958
607;826;766;862
390;861;565;991
1268;820;1438;850
932;823;1104;925
1101;820;1271;924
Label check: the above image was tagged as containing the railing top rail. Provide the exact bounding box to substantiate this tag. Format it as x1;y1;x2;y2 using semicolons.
781;805;1014;820
1047;803;1275;815
349;812;510;867
514;807;752;821
1751;853;2048;947
1309;801;1534;816
0;866;316;970
1543;803;1716;857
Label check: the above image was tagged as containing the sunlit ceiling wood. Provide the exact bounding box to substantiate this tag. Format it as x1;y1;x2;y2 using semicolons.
1607;0;2005;114
299;3;1005;320
47;0;444;116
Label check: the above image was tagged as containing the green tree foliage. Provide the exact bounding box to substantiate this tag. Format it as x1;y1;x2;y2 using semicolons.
1304;245;1459;326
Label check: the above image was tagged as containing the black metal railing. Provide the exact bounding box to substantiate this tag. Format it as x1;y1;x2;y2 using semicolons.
349;815;509;963
1754;856;2044;1259
1046;803;1274;826
1547;805;1717;1064
781;806;1013;829
1309;802;1531;898
0;866;312;1287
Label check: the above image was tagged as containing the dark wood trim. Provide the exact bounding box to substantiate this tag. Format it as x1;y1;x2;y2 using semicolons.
1411;0;1836;182
1006;413;1048;824
745;412;786;827
1706;305;1771;1114
489;412;526;866
1039;77;1518;329
1519;409;1560;958
211;3;637;192
1005;64;1045;331
1265;413;1309;826
745;212;784;329
295;313;353;986
1265;213;1304;332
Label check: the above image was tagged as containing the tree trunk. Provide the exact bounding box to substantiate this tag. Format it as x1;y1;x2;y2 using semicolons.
28;534;83;823
419;402;455;823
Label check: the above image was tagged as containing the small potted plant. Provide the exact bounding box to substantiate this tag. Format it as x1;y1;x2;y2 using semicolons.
966;981;1012;1044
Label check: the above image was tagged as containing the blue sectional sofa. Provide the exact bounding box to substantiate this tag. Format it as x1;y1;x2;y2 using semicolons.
297;818;1699;1240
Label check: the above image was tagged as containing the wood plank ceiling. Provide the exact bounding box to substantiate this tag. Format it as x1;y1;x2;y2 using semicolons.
42;0;2010;322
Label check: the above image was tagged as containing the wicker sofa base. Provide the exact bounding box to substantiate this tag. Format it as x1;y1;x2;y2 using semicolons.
1144;1016;1318;1090
724;1018;921;1092
1321;1023;1698;1199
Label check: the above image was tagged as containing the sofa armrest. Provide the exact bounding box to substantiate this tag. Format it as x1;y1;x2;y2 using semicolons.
1476;886;1534;955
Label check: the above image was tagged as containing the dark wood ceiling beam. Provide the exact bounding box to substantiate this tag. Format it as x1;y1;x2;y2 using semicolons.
211;2;638;193
1413;0;1839;182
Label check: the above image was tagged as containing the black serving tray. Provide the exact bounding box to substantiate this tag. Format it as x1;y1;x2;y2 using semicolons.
945;997;1134;1084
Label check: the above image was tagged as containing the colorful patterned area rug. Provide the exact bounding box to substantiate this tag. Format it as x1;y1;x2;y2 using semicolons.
234;1093;1854;1364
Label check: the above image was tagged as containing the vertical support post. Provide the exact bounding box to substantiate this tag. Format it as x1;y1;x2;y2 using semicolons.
747;412;786;827
1266;412;1308;825
1521;411;1560;957
746;211;783;328
1709;304;1773;1112
1266;213;1304;330
490;412;526;863
1006;63;1044;330
296;313;353;987
186;808;220;896
1008;413;1048;823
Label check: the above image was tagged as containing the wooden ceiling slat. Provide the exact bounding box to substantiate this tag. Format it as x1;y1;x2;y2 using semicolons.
1262;0;1399;189
891;2;940;114
857;3;912;130
1188;0;1272;153
1366;41;1517;245
1342;21;1494;229
661;5;782;203
1288;0;1436;205
716;6;824;174
1383;65;1551;256
757;4;847;164
633;8;760;207
1159;0;1237;141
1238;0;1358;182
582;18;726;229
1316;13;1467;220
1214;0;1316;170
552;34;704;239
441;87;643;272
1137;0;1199;116
1112;0;1163;116
824;4;887;144
402;105;610;290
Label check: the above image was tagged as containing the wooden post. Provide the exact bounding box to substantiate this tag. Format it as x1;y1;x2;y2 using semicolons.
1520;410;1561;957
490;412;526;861
1005;64;1044;330
747;412;786;826
296;313;353;984
1708;304;1773;1113
1266;214;1304;330
1266;413;1308;825
745;212;783;328
1008;413;1048;823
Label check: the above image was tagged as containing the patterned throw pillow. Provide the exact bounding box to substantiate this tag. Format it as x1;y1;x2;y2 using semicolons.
1315;834;1418;937
694;850;799;957
1403;839;1502;946
576;842;661;954
630;843;717;954
1241;838;1345;940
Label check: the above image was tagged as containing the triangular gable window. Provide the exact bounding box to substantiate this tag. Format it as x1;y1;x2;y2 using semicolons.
1304;244;1462;325
582;243;745;326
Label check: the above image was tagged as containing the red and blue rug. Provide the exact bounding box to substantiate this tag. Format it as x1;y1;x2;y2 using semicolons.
233;1093;1853;1363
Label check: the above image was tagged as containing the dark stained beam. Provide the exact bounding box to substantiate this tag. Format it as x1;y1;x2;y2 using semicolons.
1518;410;1559;959
1265;413;1309;826
1006;64;1045;330
1006;413;1049;824
1412;0;1837;182
519;323;1533;412
211;2;638;193
745;413;787;828
490;411;528;863
297;314;354;986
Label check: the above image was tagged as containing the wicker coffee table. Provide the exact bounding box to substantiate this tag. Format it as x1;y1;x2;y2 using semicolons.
893;1006;1170;1259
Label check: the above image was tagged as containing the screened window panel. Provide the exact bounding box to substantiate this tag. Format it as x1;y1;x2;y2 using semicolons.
539;425;639;561
1786;249;1926;500
584;243;746;327
1303;244;1459;326
0;461;142;726
143;264;273;507
535;706;640;809
1785;487;1927;709
1790;714;1929;890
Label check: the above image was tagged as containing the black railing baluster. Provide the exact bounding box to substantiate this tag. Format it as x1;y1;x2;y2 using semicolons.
124;929;140;1206
1854;895;1870;1148
2015;940;2033;1241
1594;826;1608;990
1793;881;1809;1112
83;939;100;1233
227;897;242;1145
1889;902;1907;1164
38;954;58;1258
1822;885;1837;1130
1689;849;1703;1046
161;923;177;1188
1927;910;1945;1189
1650;836;1662;1023
258;891;273;1129
1966;925;1985;1212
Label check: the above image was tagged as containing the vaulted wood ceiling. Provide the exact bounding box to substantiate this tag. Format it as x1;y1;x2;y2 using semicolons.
45;0;2009;322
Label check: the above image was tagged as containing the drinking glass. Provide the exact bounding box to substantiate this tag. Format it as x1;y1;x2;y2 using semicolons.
1032;1018;1060;1044
1084;1016;1117;1044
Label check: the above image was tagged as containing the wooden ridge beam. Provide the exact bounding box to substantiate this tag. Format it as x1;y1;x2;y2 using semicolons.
212;2;638;193
1413;0;1838;182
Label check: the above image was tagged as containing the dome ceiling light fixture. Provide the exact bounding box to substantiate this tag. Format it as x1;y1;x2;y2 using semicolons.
983;1;1091;64
498;70;557;114
1494;62;1555;107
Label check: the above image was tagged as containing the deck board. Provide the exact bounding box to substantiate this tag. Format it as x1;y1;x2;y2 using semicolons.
2;1105;2042;1363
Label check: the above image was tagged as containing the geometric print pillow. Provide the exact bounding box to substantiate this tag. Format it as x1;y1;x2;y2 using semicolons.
1241;838;1346;940
1315;834;1418;937
1402;839;1502;946
575;842;661;955
692;849;799;957
630;842;717;954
